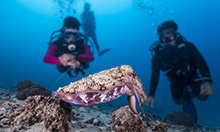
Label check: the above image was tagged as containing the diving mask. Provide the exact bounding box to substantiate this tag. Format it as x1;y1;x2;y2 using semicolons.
159;31;177;43
64;31;80;41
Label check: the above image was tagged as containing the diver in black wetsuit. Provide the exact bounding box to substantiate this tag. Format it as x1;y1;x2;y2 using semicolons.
80;2;110;56
146;20;214;123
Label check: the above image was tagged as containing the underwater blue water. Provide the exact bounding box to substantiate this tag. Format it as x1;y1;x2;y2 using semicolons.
0;0;219;126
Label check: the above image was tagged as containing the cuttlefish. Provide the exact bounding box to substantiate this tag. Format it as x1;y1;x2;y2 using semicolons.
52;65;147;117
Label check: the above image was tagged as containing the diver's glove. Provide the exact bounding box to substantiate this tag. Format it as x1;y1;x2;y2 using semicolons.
200;81;213;96
59;53;76;66
145;95;155;107
66;59;80;69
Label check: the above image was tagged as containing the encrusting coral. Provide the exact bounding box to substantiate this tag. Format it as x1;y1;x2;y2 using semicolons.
112;105;147;132
15;80;51;100
3;95;72;132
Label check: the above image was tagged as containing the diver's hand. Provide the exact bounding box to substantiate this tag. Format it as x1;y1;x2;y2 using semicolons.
66;59;80;69
200;81;213;95
145;95;155;107
59;54;76;66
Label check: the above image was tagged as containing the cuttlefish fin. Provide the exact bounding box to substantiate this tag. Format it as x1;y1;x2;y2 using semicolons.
127;95;138;115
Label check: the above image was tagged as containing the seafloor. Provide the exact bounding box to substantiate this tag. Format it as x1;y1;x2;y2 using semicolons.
0;81;219;132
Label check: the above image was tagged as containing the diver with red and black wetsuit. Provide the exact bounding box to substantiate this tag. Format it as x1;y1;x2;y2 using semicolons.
43;16;94;77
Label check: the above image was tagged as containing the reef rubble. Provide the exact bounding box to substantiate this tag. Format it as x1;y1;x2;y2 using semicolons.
0;80;219;132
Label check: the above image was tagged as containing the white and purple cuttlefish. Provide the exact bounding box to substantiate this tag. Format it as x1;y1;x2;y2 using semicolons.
52;65;147;117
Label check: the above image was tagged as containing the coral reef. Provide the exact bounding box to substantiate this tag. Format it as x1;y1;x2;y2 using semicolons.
15;80;51;100
1;95;72;132
0;84;22;129
112;105;147;132
145;115;170;131
44;97;72;132
0;81;219;132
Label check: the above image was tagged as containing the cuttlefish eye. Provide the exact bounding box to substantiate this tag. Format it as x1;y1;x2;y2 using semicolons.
120;65;133;73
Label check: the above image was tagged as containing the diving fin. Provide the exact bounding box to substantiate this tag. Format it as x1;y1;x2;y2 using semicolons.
99;48;111;56
182;99;198;123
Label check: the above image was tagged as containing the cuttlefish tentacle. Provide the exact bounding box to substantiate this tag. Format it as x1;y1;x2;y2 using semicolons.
120;65;147;117
133;88;146;117
127;95;138;114
124;83;146;117
123;85;137;115
130;76;147;117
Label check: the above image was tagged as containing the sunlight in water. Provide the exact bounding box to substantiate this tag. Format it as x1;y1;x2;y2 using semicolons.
16;0;55;15
89;0;132;15
16;0;133;16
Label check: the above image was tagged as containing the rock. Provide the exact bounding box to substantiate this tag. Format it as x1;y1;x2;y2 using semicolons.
15;80;51;100
15;92;26;100
112;105;147;132
146;118;169;132
164;111;194;127
16;80;32;92
93;118;100;126
44;98;72;132
8;95;72;132
84;118;100;126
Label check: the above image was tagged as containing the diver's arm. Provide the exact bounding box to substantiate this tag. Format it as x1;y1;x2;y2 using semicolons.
43;44;61;65
149;57;160;97
190;43;212;82
78;44;94;62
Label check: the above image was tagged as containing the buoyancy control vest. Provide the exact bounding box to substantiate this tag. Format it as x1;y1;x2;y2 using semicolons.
150;35;194;79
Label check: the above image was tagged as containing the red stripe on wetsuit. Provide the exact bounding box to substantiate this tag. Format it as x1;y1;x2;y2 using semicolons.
43;44;94;65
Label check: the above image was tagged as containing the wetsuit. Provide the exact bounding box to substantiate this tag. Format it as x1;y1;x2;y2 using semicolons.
43;37;94;76
149;38;212;104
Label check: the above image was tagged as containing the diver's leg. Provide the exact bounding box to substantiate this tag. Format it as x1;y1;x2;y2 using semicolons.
87;30;110;56
171;78;198;123
183;80;198;123
171;79;185;104
182;98;198;123
90;31;100;53
83;30;89;39
91;32;111;56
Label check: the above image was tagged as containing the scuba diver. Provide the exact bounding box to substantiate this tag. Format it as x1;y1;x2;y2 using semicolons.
81;2;110;56
146;20;214;123
43;16;94;79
